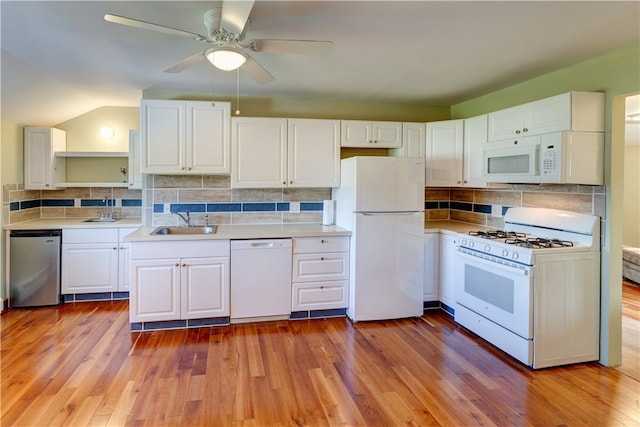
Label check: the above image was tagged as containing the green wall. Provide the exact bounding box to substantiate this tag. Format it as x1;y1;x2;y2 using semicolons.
450;44;640;118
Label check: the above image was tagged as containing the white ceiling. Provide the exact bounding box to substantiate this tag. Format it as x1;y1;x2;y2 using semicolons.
2;1;639;127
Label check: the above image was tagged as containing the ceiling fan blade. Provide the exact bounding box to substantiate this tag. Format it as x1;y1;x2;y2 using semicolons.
242;54;274;84
247;39;334;55
220;0;254;35
164;52;206;73
104;14;208;42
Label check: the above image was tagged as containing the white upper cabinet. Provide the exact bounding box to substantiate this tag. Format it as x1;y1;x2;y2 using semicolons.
426;119;464;187
487;91;605;142
231;117;340;188
341;120;402;148
390;123;426;158
140;100;230;174
426;116;488;188
24;127;66;190
288;119;340;188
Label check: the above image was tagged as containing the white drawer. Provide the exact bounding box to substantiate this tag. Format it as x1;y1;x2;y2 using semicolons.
293;236;349;254
63;228;118;244
292;253;349;283
131;240;230;260
292;281;348;311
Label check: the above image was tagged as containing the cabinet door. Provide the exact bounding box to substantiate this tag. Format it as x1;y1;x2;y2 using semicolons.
128;130;143;189
62;243;118;294
487;106;523;142
424;232;439;302
340;120;372;147
232;117;288;188
523;93;570;136
390;123;426;158
426;120;464;186
372;122;402;148
181;257;230;319
288;119;340;187
439;234;458;309
462;115;488;188
130;259;180;322
140;100;185;174
24;127;66;190
186;101;231;174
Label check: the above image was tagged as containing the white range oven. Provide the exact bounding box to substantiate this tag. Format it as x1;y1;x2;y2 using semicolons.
454;207;601;369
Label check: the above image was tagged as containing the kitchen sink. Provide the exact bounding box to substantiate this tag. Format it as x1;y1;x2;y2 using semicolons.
150;226;217;235
83;217;119;223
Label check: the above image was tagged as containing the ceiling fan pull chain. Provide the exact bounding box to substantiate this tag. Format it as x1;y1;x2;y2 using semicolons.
236;68;241;116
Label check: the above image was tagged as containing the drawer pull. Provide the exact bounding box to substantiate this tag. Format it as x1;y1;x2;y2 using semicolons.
320;257;324;261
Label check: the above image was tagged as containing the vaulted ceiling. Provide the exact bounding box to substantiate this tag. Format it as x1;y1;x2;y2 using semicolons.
2;1;639;126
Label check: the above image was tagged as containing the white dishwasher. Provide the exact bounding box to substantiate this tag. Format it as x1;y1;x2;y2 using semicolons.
230;239;293;321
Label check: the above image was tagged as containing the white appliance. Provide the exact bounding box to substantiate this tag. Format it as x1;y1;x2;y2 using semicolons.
454;207;601;369
482;131;604;184
332;156;425;322
230;239;292;322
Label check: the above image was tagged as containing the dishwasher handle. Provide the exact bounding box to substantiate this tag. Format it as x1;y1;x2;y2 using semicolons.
10;229;62;238
231;239;292;250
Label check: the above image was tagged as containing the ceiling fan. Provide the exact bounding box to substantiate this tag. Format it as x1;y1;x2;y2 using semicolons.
104;0;333;84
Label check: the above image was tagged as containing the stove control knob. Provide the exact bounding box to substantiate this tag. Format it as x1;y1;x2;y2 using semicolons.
512;252;519;260
502;249;509;257
461;239;467;246
468;241;474;248
484;244;491;252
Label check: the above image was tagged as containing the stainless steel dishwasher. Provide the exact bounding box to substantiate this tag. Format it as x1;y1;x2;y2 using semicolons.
230;239;292;321
9;229;62;307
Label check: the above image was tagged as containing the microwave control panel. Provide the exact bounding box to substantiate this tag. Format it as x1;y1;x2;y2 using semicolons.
541;144;559;177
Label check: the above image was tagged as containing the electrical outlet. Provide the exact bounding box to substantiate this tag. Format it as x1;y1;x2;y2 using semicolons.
163;203;171;214
289;202;300;213
491;204;502;218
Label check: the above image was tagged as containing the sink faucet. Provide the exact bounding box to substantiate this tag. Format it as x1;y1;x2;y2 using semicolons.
101;197;112;219
173;211;191;227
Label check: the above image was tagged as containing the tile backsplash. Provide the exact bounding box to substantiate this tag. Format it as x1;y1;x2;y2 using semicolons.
425;183;606;229
144;175;329;226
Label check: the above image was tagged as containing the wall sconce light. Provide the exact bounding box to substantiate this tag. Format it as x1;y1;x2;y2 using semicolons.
100;126;115;139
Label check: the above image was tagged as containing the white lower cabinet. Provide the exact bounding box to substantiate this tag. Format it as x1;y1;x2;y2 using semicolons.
130;240;230;323
292;236;349;311
62;228;119;294
423;232;439;302
439;233;458;309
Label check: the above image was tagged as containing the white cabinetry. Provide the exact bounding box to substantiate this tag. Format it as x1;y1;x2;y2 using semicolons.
390;123;426;158
231;117;340;188
62;227;137;294
341;120;402;148
128;130;143;189
62;229;119;294
487;91;605;142
292;236;349;311
426;119;464;186
24;127;66;190
439;233;458;310
140;100;231;174
426;116;487;187
130;240;230;322
423;232;439;302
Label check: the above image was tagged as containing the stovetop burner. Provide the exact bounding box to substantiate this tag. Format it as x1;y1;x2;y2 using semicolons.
468;230;526;239
504;237;574;249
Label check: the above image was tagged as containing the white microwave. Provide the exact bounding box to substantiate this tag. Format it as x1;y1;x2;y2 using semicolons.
483;132;604;185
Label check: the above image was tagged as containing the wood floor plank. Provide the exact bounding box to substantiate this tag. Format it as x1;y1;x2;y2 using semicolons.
2;292;639;426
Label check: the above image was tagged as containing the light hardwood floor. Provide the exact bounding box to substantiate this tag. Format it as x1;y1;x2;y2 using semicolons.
1;292;639;426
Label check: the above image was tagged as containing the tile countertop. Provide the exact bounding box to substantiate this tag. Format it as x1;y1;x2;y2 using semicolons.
3;218;143;230
125;223;352;242
424;220;495;235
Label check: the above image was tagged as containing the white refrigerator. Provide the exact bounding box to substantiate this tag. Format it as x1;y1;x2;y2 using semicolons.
332;156;425;321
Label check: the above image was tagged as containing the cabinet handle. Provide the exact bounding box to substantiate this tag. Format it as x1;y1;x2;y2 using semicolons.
320;286;324;290
120;246;125;250
513;140;518;145
187;167;192;171
463;180;468;184
515;130;521;134
182;263;186;267
320;257;325;261
523;128;528;133
175;263;180;267
113;247;117;250
283;181;286;185
290;180;293;184
45;184;50;187
320;239;326;243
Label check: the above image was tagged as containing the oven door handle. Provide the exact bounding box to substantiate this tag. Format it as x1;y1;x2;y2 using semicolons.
456;247;532;276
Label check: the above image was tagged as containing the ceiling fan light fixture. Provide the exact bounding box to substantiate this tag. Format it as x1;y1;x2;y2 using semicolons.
206;49;246;71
